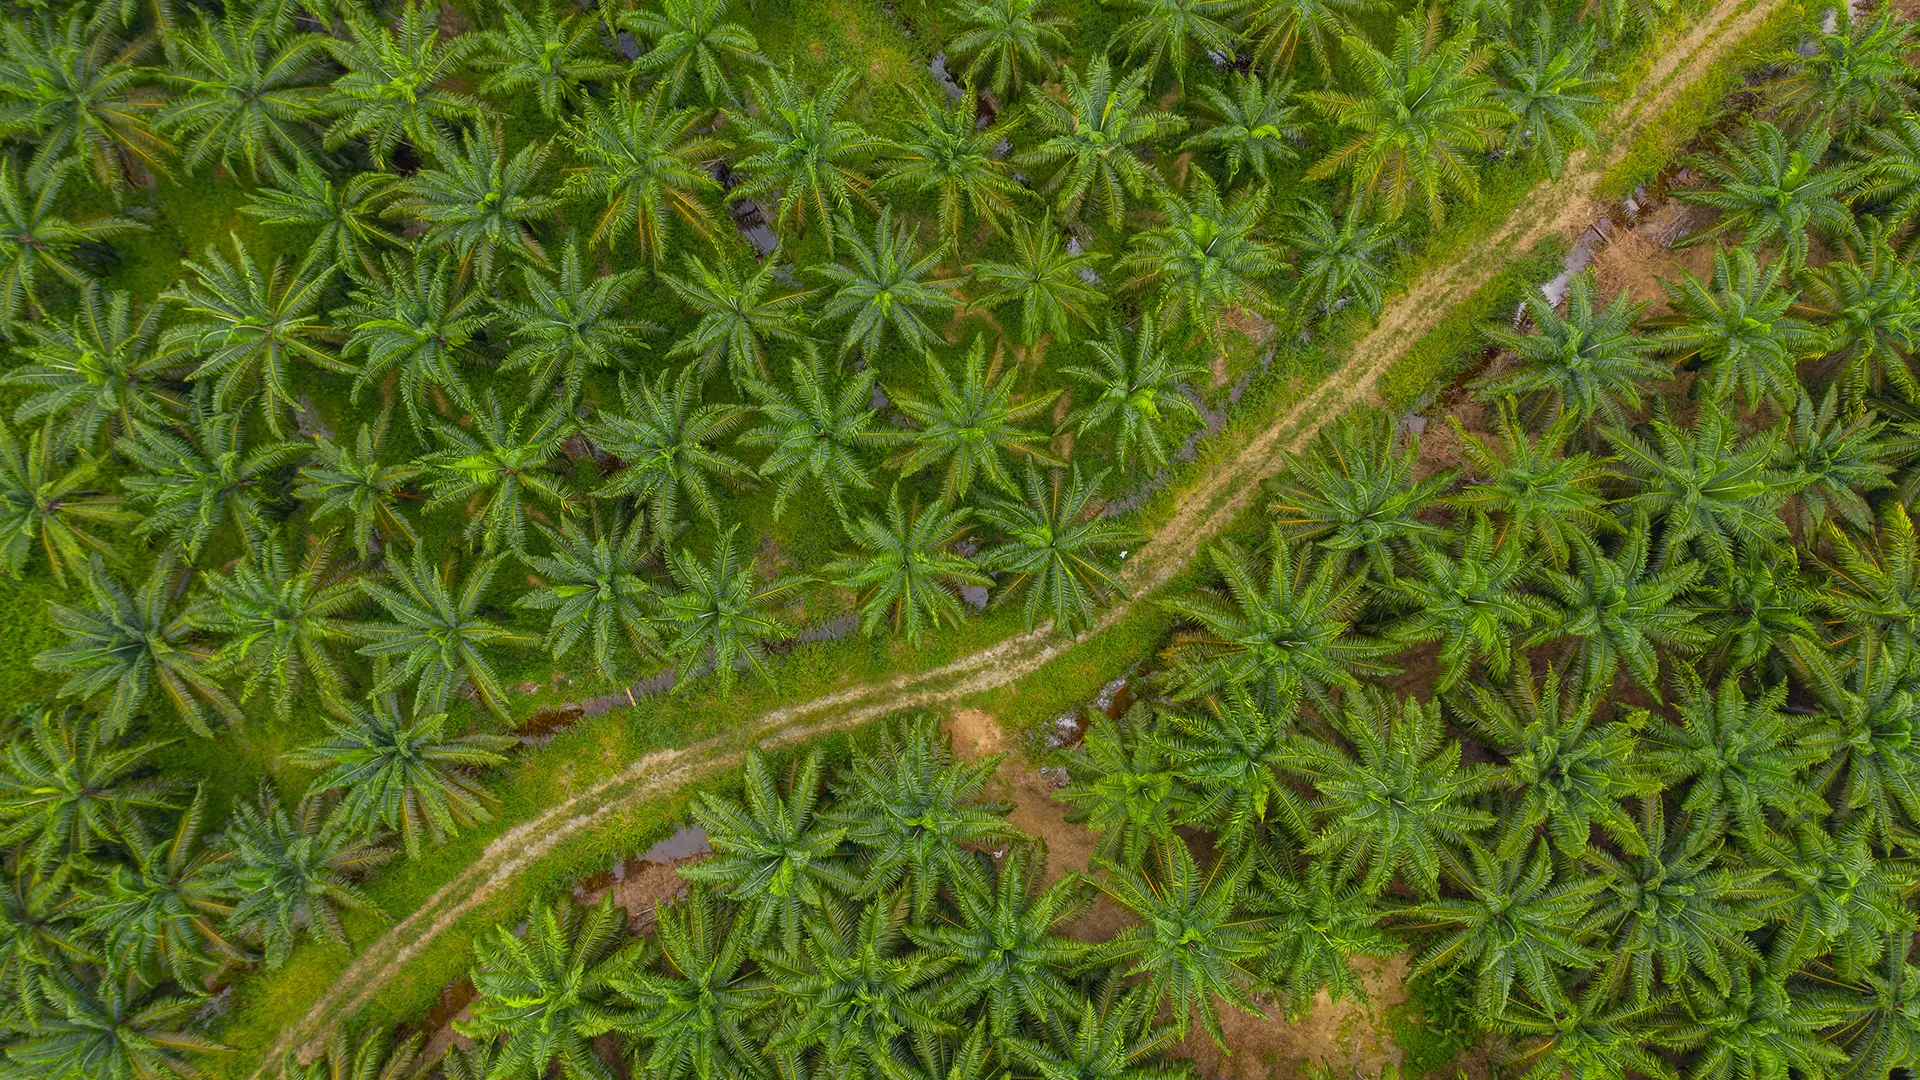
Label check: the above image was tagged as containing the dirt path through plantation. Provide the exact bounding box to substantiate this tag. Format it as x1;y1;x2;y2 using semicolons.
260;1;1776;1069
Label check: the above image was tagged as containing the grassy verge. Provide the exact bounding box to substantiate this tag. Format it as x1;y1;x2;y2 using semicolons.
1377;239;1569;412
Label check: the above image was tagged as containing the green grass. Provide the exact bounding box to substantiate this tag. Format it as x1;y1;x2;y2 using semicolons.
1377;238;1569;412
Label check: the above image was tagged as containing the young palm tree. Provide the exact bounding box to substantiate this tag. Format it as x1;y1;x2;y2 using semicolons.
1770;4;1919;138
1266;412;1451;578
225;783;392;969
1281;197;1400;326
1494;11;1611;178
1183;73;1303;186
295;415;424;560
278;1026;424;1080
423;394;576;556
1756;819;1914;981
1859;110;1920;254
357;546;534;720
1245;851;1397;1017
1577;0;1671;38
342;254;492;433
1790;631;1920;842
970;214;1107;345
946;0;1068;98
35;555;240;738
1455;658;1654;858
500;241;658;404
80;787;240;989
1059;707;1185;867
1487;978;1678;1080
1156;685;1309;851
1020;56;1186;228
193;535;362;719
395;126;559;282
0;705;172;873
562;84;724;265
624;0;770;105
1119;170;1285;350
979;465;1138;635
729;68;883;247
1387;515;1552;691
1110;0;1246;86
1818;930;1920;1080
740;351;895;520
1305;9;1507;224
0;419;135;585
1606;403;1798;566
883;91;1026;244
1687;539;1822;677
910;842;1092;1036
1445;402;1612;567
0;161;144;333
1160;528;1396;707
118;405;306;560
1092;842;1269;1046
1643;672;1821;846
4;977;225;1080
680;749;855;949
518;512;659;685
5;284;182;450
1796;224;1920;403
998;979;1182;1080
1280;687;1496;895
1681;122;1857;268
0;863;90;1027
830;491;990;647
155;8;330;180
590;365;754;537
477;1;621;118
1680;949;1850;1080
1821;502;1920;650
812;210;958;361
1785;389;1897;534
240;159;401;285
655;527;803;691
1243;0;1384;77
162;235;348;435
892;339;1061;500
1399;842;1603;1018
611;887;770;1080
1062;316;1206;478
663;252;813;387
1528;518;1707;695
0;12;168;189
323;1;485;165
288;695;515;856
1475;271;1663;425
458;894;641;1080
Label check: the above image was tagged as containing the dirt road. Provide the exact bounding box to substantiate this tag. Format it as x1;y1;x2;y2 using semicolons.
259;0;1778;1068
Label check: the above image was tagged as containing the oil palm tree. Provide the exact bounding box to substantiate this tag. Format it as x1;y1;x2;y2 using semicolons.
1822;502;1920;649
1796;224;1920;403
1577;0;1671;39
624;0;770;105
679;749;855;949
663;252;813;387
1156;685;1310;850
1819;931;1920;1080
1790;631;1920;842
0;865;89;1027
288;695;515;856
1279;687;1496;895
1245;852;1397;1017
477;1;622;118
193;535;362;719
1059;706;1185;868
117;405;306;561
998;979;1183;1080
518;512;659;684
1243;0;1385;77
356;545;533;720
1110;0;1246;86
1680;950;1849;1080
1476;271;1663;424
970;214;1107;345
1487;977;1679;1080
422;394;576;556
1160;528;1396;707
1644;672;1822;846
1784;388;1897;533
882;91;1026;244
892;339;1061;500
1606;403;1799;566
946;0;1068;98
740;351;895;521
395;125;560;282
278;1026;423;1080
1182;73;1303;186
0;161;144;333
830;492;990;647
0;705;172;874
1445;402;1612;567
499;241;656;405
813;209;958;361
0;12;168;189
79;787;239;989
161;235;348;435
225;783;392;969
1062;316;1206;478
295;415;424;560
1859;110;1920;254
0;419;136;585
1388;515;1553;691
35;555;239;738
1020;56;1186;228
1120;170;1285;349
5;284;181;451
323;1;485;165
611;887;771;1080
1680;121;1858;268
1305;8;1507;224
979;465;1138;635
1281;197;1400;326
1493;11;1611;178
728;68;883;248
655;526;804;691
563;84;724;265
1687;538;1822;677
342;254;492;433
155;8;330;180
458;894;641;1080
240;159;400;285
4;977;225;1080
1770;4;1919;137
590;365;755;537
1528;517;1707;695
1751;819;1912;980
1265;411;1451;578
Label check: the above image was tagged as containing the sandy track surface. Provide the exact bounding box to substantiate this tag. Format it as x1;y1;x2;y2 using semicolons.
261;1;1777;1068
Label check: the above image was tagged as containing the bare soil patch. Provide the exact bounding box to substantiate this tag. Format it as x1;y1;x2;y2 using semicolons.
1177;956;1410;1080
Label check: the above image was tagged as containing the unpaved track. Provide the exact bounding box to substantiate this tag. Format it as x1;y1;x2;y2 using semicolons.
263;1;1776;1068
